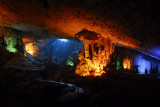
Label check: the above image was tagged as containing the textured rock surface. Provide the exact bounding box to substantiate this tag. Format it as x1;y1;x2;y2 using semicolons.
0;0;141;49
75;30;114;76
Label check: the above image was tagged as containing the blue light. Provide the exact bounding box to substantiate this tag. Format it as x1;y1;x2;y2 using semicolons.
58;39;68;42
150;47;160;56
134;55;151;74
133;54;160;74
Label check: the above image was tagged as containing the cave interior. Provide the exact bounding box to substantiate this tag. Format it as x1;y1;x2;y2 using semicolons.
1;0;160;106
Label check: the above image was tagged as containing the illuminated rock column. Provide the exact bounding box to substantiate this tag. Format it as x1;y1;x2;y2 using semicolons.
76;32;115;76
83;39;90;58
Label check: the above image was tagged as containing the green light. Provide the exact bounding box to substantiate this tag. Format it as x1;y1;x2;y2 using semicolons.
116;60;121;70
6;46;17;52
4;32;17;53
66;56;74;66
67;61;74;66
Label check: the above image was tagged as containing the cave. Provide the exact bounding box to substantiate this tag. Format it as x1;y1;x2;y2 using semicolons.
1;0;160;106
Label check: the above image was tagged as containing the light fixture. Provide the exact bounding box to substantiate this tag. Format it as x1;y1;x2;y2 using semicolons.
58;39;68;42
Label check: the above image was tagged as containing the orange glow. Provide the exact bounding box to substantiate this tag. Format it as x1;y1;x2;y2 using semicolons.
25;43;39;57
123;57;132;70
24;52;28;56
75;31;114;76
22;37;39;56
93;70;106;76
76;57;106;77
0;1;141;50
22;37;35;45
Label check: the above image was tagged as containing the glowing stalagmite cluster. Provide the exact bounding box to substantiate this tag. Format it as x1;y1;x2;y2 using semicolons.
123;57;132;70
75;29;115;76
0;27;23;53
24;43;39;57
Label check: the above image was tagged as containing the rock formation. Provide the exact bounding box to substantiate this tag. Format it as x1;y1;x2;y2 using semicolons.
75;29;114;76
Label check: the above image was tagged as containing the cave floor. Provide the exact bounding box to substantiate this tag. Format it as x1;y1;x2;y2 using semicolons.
0;68;160;107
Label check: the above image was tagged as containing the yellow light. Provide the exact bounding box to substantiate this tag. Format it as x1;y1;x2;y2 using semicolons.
123;57;132;70
93;70;105;76
25;43;39;56
75;34;114;77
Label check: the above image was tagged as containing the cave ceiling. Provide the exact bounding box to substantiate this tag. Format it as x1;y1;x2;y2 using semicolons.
1;0;160;51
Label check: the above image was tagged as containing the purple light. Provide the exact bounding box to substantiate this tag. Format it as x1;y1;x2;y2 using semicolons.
134;55;151;74
133;54;160;74
150;47;160;57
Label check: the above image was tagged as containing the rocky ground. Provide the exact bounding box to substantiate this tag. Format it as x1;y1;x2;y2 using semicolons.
0;66;160;107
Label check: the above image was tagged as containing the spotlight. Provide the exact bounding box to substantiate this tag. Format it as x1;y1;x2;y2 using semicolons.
58;39;68;42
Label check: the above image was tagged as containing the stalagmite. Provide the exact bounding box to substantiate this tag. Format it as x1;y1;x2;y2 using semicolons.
75;29;115;76
24;43;39;57
123;57;132;70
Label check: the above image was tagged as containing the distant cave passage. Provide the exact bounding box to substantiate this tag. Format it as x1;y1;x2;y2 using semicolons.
24;38;84;67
